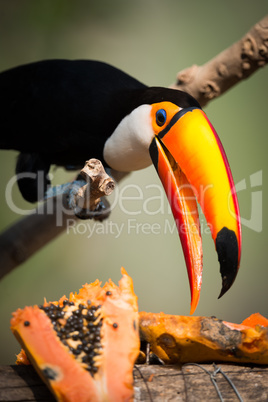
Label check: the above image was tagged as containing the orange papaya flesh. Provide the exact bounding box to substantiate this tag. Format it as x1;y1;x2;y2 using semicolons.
139;312;268;365
11;268;139;402
241;313;268;328
16;348;31;365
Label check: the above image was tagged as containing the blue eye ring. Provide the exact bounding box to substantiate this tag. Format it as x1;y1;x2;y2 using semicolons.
156;109;167;127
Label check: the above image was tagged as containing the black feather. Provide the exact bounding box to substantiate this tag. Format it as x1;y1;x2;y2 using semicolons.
0;59;200;202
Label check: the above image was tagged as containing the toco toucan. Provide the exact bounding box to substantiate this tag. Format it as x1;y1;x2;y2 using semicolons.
0;59;241;313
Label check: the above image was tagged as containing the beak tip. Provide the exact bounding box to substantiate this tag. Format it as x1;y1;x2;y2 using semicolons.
190;305;197;315
190;288;201;315
216;226;239;299
218;274;236;299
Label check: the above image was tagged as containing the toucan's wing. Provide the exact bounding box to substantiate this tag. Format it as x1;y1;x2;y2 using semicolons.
0;59;146;155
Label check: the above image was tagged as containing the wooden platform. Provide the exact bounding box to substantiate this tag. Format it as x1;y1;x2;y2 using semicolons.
1;364;268;401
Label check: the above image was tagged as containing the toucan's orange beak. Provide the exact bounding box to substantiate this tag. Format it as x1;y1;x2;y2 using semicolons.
149;107;241;314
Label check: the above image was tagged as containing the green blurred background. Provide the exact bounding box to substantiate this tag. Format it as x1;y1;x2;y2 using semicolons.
0;1;267;364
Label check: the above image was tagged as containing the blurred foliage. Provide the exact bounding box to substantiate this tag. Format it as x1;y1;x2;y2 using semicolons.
0;0;267;364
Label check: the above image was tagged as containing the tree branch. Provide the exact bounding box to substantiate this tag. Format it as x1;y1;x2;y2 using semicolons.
0;159;114;280
170;15;268;107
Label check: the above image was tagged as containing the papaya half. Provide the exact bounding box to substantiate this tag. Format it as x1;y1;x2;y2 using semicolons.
139;312;268;365
11;268;139;402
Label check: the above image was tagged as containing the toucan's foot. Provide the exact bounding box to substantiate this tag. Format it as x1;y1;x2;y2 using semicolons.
75;197;111;221
93;197;111;221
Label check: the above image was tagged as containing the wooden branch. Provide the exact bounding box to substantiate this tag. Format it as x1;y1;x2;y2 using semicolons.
0;159;114;280
170;15;268;107
1;364;268;401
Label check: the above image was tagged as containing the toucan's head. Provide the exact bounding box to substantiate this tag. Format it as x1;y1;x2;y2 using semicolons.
104;87;241;314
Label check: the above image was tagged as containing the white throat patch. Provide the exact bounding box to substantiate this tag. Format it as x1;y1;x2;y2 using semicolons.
103;104;154;172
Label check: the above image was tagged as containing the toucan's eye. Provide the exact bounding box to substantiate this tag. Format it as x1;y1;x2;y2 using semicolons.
156;109;167;127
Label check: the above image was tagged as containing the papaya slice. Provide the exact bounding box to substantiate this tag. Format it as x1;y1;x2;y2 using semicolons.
139;312;268;365
241;313;268;328
11;268;139;402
